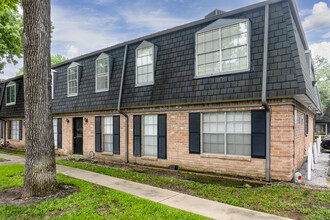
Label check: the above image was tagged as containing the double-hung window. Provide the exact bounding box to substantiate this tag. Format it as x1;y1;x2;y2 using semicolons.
6;82;16;106
67;62;80;97
143;115;157;157
196;19;250;77
102;116;113;153
11;120;19;140
95;53;110;92
136;41;155;86
53;119;57;147
202;111;251;156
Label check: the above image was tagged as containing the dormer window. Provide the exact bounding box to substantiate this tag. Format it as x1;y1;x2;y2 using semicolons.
6;81;16;106
196;19;250;77
95;53;110;92
67;62;81;97
136;41;156;87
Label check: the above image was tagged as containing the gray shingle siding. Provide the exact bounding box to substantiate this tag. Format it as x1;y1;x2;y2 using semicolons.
0;77;25;117
3;1;321;115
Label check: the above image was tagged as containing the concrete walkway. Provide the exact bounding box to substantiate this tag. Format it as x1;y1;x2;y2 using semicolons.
0;153;25;165
0;153;290;220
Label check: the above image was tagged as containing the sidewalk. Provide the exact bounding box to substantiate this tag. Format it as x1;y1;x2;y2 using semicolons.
0;153;290;220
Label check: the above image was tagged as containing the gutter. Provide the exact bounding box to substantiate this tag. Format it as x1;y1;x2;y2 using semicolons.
262;3;271;182
117;45;129;163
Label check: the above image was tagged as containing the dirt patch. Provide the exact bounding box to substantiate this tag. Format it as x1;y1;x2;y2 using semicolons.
0;184;79;206
65;158;264;188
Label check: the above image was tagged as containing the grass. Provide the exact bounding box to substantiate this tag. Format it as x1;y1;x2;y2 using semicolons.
0;149;25;157
56;160;330;220
0;158;6;162
0;164;207;220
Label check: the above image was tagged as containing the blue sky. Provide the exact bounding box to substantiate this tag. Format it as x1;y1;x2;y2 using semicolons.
3;0;330;78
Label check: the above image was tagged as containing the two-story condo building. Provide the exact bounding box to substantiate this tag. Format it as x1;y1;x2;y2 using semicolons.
0;0;322;181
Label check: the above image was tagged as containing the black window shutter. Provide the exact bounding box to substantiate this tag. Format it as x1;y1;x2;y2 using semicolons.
133;115;141;157
19;120;22;140
57;118;62;149
113;116;120;154
0;121;3;139
305;114;309;135
95;116;102;152
189;112;200;154
7;120;11;139
157;114;167;159
251;110;266;159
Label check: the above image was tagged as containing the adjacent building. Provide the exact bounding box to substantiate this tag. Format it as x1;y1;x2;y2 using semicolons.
0;0;322;181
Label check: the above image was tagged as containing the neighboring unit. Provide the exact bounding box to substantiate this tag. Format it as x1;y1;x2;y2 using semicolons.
0;0;322;181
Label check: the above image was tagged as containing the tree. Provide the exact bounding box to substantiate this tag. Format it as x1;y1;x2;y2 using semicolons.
314;56;330;120
0;4;23;74
17;54;68;76
22;0;57;197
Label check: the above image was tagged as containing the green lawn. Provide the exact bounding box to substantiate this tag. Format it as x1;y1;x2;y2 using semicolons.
0;164;207;220
56;160;330;220
0;149;25;157
0;158;6;162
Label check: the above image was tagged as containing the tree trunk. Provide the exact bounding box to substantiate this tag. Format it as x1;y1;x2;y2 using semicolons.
22;0;57;198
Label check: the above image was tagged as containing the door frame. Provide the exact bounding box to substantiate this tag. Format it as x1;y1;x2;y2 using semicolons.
73;117;83;155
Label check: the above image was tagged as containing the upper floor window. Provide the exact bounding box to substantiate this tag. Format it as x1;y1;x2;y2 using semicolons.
67;62;81;97
95;53;110;92
51;70;56;99
6;81;16;106
136;41;156;87
196;19;250;77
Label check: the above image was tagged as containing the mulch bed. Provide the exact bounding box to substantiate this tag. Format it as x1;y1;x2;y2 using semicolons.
0;184;79;206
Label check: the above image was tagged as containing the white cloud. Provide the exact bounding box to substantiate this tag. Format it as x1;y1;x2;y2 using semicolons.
310;41;330;61
302;2;330;30
299;9;312;17
322;32;330;39
66;45;79;58
1;58;23;79
120;8;188;32
51;5;124;59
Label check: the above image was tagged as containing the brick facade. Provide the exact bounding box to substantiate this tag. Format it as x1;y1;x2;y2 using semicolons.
52;99;314;181
0;118;25;149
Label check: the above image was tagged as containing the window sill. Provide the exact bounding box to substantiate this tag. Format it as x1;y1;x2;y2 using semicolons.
135;82;154;88
201;154;251;161
101;152;114;156
194;68;250;79
141;156;157;161
6;103;16;106
95;89;109;93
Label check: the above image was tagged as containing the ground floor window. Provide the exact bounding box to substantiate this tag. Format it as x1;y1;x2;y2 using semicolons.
202;111;251;156
11;120;19;140
53;119;57;147
102;116;113;153
143;115;157;157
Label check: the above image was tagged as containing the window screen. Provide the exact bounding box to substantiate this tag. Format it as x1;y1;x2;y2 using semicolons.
202;111;251;156
11;120;19;140
136;46;154;85
53;119;57;147
103;116;113;153
143;115;157;157
96;57;109;91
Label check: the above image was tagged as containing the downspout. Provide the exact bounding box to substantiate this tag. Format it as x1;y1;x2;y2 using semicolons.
262;3;271;182
0;83;7;147
292;105;296;178
118;45;129;163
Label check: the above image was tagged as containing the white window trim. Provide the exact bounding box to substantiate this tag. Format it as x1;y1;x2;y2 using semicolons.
142;115;158;157
195;20;251;79
51;70;56;99
201;111;251;158
102;116;114;153
67;62;80;97
95;53;110;93
6;81;16;106
53;118;58;148
11;120;19;140
135;41;155;87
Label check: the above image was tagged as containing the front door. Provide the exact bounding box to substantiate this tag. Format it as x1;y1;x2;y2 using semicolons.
73;118;83;155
